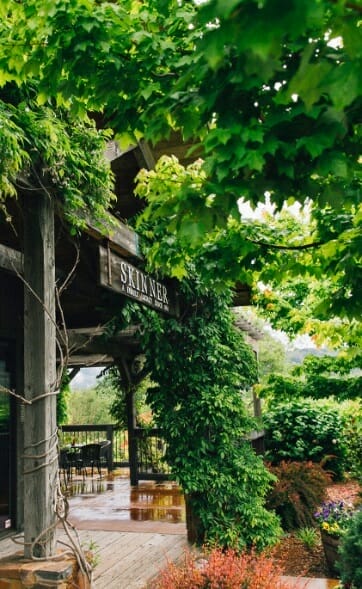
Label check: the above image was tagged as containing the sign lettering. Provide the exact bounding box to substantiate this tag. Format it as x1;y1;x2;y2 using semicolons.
99;245;178;316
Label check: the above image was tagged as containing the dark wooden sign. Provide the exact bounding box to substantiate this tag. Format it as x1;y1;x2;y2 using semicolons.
99;245;179;316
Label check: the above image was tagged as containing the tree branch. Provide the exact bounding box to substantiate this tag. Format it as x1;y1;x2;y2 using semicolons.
246;237;323;251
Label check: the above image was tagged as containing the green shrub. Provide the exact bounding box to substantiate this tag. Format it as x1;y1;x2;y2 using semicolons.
151;547;291;589
266;460;331;530
338;509;362;589
339;401;362;483
263;399;348;480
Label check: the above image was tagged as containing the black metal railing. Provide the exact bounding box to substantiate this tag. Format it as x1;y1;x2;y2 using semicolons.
58;424;115;472
133;428;171;483
58;425;171;481
58;424;264;484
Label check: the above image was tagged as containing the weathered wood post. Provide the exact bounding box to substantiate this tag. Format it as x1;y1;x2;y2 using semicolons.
126;387;139;486
23;191;58;558
116;358;139;486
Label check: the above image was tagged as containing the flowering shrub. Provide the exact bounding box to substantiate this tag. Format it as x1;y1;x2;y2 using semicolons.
152;547;291;589
314;501;355;537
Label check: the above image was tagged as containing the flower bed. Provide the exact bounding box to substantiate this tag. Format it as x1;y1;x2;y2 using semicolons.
314;500;356;537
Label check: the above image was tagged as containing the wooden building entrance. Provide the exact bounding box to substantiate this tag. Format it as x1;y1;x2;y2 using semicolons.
0;339;15;532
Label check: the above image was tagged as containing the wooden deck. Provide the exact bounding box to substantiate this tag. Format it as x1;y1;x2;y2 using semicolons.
0;475;189;588
74;529;188;588
0;529;188;589
1;474;339;588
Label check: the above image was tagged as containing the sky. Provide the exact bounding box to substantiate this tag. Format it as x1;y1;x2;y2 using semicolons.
70;367;103;390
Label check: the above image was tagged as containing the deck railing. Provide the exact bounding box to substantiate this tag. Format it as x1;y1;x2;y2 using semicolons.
58;425;264;483
132;428;171;483
58;424;170;479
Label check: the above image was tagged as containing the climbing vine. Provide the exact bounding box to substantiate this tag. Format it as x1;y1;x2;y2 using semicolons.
118;281;281;551
0;83;115;232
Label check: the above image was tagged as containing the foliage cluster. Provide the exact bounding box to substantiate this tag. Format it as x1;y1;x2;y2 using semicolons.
256;332;291;382
295;526;319;550
266;460;331;531
340;403;362;483
0;0;360;345
57;372;70;425
63;367;153;427
106;367;154;429
67;386;116;425
259;353;362;403
151;547;290;589
338;509;362;589
120;283;281;551
0;84;115;231
263;399;348;479
260;371;362;404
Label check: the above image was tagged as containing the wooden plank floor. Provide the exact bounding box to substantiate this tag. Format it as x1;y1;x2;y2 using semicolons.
0;529;189;588
60;528;189;589
0;475;189;588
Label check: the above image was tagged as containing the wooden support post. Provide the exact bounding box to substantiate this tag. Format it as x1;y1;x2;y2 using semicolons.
127;388;139;486
117;358;139;486
23;192;57;558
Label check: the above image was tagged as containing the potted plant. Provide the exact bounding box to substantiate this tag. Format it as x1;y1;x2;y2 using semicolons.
314;500;355;575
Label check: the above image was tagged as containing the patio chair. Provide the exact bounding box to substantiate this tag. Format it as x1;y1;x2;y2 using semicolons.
59;448;71;484
80;443;102;478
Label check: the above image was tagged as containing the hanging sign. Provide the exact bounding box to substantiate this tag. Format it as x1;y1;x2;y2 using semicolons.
99;245;179;316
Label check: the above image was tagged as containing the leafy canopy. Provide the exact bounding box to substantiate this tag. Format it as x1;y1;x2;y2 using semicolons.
0;0;360;325
0;83;116;230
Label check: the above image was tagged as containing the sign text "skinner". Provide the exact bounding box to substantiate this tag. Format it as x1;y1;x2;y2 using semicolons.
99;245;178;316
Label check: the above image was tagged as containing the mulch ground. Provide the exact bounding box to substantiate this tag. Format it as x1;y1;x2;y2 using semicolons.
270;479;361;578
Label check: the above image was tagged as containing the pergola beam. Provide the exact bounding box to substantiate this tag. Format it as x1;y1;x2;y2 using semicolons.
0;244;23;275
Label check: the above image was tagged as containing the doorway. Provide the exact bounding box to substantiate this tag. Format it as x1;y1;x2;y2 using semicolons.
0;340;15;532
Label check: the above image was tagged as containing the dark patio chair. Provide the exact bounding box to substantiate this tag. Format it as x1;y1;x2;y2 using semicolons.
80;440;112;478
59;448;71;484
80;443;102;478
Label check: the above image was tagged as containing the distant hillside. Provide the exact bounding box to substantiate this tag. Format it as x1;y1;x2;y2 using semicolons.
286;347;334;365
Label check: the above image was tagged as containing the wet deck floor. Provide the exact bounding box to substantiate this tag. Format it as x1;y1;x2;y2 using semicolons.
59;471;189;587
63;471;187;534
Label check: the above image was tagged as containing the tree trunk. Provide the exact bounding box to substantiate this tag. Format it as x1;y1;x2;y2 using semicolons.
185;494;205;545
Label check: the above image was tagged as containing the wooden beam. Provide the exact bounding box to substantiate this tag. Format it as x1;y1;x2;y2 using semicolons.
23;192;57;558
65;354;113;367
0;244;23;275
85;216;142;260
67;367;80;381
134;139;156;170
62;326;141;367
